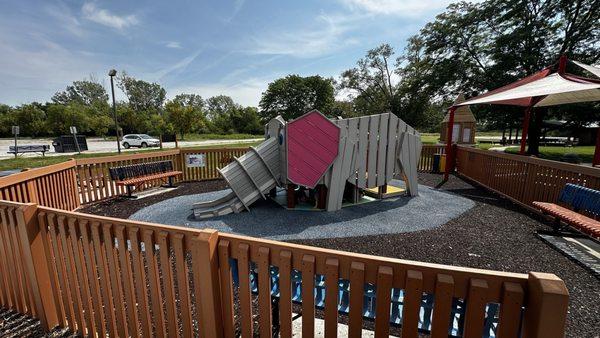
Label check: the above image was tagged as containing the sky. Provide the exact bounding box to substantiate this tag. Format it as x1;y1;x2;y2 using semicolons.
0;0;460;107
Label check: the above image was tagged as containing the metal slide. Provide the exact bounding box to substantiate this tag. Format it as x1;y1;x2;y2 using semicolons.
192;137;280;219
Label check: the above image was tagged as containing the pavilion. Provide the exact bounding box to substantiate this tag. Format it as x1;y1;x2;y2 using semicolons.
444;56;600;180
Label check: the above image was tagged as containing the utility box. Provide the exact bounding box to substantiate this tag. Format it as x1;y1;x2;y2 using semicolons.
52;135;88;153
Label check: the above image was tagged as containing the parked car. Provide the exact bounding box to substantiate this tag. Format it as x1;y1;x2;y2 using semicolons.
121;134;160;148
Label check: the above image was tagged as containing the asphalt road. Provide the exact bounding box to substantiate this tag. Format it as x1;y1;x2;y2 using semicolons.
0;137;262;159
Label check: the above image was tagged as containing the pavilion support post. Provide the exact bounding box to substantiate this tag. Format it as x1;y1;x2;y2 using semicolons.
520;106;532;154
443;106;457;181
593;127;600;166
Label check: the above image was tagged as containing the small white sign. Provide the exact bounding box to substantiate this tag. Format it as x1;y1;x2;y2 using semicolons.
12;126;19;135
70;126;77;134
186;153;206;168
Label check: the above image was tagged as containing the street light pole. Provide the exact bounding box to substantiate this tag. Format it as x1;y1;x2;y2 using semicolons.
108;69;121;154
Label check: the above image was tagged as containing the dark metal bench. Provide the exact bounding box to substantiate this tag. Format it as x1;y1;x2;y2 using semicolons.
8;145;50;156
108;160;182;197
533;183;600;239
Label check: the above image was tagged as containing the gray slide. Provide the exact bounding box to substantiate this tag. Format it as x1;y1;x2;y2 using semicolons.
192;137;280;219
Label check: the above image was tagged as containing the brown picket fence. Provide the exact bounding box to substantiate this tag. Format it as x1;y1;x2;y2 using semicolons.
0;200;569;337
454;146;600;210
419;144;445;172
0;148;250;209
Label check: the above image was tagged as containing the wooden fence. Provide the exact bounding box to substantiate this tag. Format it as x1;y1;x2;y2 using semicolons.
455;146;600;210
419;144;445;172
0;148;249;209
0;200;569;337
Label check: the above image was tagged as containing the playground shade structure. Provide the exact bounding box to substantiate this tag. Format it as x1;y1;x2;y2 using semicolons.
193;110;422;218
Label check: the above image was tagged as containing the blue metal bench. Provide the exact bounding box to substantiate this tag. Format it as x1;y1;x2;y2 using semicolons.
533;183;600;239
230;259;502;337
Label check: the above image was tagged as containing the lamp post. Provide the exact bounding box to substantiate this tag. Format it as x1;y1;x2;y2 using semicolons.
108;69;121;154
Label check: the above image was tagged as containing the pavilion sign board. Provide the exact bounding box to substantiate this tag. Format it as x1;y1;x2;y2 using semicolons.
186;153;206;168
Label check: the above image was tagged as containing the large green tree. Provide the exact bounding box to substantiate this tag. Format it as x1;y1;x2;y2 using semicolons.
259;75;335;121
52;79;109;106
117;72;166;113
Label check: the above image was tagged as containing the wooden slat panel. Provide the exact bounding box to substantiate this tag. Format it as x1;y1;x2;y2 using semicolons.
158;232;179;338
142;229;166;338
78;220;106;337
128;227;152;337
430;274;454;338
496;282;524;338
47;214;75;328
100;223;127;337
238;243;254;337
218;240;235;338
115;225;141;337
374;265;392;338
348;261;365;338
367;115;379;188
67;217;94;335
376;113;389;187
301;254;316;338
324;258;339;338
279;250;293;338
401;270;423;338
463;278;489;338
257;246;272;337
57;216;85;333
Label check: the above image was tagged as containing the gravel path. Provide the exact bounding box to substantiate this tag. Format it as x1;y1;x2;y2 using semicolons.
128;179;475;240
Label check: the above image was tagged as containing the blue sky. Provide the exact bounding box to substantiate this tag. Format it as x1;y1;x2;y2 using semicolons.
0;0;458;107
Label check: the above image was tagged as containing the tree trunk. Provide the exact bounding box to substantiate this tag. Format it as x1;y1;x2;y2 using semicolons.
527;107;547;156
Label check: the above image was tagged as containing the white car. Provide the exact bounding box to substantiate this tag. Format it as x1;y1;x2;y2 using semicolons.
121;134;160;149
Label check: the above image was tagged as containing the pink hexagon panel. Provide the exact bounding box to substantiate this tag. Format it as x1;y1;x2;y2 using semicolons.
286;110;340;188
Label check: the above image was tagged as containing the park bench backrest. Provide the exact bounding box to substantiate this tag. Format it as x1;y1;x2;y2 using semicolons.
558;183;600;217
109;160;173;181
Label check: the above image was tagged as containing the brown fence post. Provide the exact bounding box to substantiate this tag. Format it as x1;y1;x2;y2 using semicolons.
15;203;59;331
522;272;569;338
191;229;224;338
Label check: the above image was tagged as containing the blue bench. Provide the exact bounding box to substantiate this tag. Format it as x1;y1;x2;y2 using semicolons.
533;183;600;239
230;259;501;337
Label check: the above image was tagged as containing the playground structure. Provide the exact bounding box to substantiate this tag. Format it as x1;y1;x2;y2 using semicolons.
193;110;422;218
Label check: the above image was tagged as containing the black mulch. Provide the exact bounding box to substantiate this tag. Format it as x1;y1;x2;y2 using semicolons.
43;174;600;337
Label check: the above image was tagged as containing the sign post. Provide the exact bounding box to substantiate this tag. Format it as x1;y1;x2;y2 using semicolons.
12;126;19;158
70;126;81;154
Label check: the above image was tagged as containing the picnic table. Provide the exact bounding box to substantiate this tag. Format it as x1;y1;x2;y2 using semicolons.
7;145;50;156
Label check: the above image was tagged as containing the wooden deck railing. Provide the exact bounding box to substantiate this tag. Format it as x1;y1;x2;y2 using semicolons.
0;200;569;337
0;148;250;209
455;146;600;210
419;144;445;172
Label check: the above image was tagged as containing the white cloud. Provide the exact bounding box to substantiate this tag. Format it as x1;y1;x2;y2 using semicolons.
338;0;456;16
248;13;359;58
165;41;182;49
82;3;138;30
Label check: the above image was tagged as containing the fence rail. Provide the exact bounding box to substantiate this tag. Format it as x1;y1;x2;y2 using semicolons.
0;200;569;337
455;146;600;209
419;144;445;172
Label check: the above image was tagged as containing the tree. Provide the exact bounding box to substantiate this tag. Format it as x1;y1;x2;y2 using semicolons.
206;95;237;121
259;75;335;121
52;78;109;106
8;103;47;137
338;44;398;116
164;100;203;139
400;0;600;154
117;72;166;113
229;107;262;134
0;104;11;136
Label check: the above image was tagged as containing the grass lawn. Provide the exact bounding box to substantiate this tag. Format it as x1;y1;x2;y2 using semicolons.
505;145;595;163
0;141;261;171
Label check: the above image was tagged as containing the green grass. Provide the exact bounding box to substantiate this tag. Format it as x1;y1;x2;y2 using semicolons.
420;133;440;144
0;141;261;171
505;146;595;163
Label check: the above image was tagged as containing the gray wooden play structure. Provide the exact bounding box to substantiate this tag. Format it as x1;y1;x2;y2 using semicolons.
193;111;422;219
